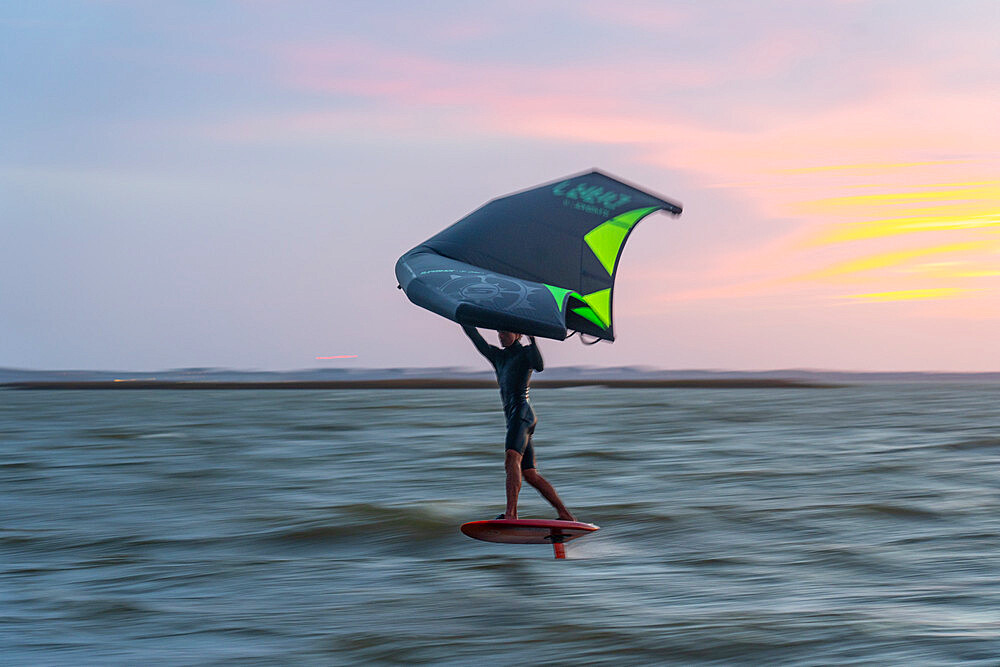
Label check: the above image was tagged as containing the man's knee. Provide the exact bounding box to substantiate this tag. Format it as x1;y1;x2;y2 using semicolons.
505;449;522;465
522;468;541;484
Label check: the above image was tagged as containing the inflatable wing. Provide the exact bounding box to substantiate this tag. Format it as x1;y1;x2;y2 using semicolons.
395;170;683;341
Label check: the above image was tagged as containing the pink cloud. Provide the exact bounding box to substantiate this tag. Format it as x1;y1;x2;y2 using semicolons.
278;40;715;111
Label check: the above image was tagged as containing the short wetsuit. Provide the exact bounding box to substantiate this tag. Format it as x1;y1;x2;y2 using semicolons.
463;326;544;470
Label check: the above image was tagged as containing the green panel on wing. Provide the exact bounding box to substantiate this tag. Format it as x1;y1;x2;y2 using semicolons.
572;306;606;329
584;206;661;276
545;284;575;313
581;289;611;328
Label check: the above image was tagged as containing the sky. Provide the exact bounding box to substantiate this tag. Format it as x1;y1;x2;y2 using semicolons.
2;1;998;372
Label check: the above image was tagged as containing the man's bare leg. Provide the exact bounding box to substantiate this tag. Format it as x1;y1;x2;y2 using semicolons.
504;449;522;520
523;468;576;521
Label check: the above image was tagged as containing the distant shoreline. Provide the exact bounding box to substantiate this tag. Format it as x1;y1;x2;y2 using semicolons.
3;379;840;390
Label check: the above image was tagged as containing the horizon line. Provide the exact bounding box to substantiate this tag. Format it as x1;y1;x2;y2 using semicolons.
3;365;1000;376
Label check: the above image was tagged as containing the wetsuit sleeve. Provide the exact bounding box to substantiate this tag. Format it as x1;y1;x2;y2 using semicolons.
462;326;497;363
525;336;544;372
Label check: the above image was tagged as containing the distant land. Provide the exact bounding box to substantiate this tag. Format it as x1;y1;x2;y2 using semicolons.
3;367;1000;390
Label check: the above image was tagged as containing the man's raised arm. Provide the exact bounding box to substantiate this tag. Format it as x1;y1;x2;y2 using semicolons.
525;335;544;372
462;325;494;360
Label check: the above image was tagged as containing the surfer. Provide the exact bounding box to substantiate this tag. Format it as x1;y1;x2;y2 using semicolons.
462;326;576;522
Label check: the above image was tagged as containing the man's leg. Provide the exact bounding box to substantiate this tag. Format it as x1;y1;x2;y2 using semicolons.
504;449;522;520
523;468;575;521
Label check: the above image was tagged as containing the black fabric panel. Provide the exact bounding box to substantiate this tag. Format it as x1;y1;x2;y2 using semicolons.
424;170;680;292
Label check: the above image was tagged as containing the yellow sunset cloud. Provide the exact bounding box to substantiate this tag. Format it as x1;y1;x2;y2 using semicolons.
802;241;994;282
845;288;971;302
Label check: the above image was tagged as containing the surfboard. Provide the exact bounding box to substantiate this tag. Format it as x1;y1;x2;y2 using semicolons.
460;518;600;559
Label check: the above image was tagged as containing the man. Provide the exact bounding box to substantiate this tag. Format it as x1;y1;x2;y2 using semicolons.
462;325;576;522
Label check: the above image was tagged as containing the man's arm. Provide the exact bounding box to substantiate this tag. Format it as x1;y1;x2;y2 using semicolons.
462;325;496;361
525;335;544;372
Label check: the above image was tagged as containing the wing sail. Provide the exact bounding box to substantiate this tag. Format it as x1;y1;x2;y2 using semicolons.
395;170;682;341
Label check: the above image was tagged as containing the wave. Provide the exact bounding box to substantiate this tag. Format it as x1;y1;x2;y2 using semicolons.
259;503;467;545
59;598;154;620
946;437;1000;450
848;503;942;519
289;423;361;433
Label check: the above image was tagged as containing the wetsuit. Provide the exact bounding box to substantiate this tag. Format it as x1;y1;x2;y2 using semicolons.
463;326;544;470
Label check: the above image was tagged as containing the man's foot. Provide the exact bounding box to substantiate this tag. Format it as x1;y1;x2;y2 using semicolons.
557;512;577;522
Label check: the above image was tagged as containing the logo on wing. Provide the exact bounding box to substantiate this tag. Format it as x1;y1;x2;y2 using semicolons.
552;179;633;216
441;273;539;314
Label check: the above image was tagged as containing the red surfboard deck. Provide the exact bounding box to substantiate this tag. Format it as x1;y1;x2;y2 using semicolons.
461;519;599;545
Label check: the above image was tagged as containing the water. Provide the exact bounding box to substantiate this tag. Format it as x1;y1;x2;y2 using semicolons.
2;385;999;665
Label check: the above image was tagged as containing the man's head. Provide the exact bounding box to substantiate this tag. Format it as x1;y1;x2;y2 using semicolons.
498;331;522;348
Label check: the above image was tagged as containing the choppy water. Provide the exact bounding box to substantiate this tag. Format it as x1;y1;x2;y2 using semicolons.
2;385;999;665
